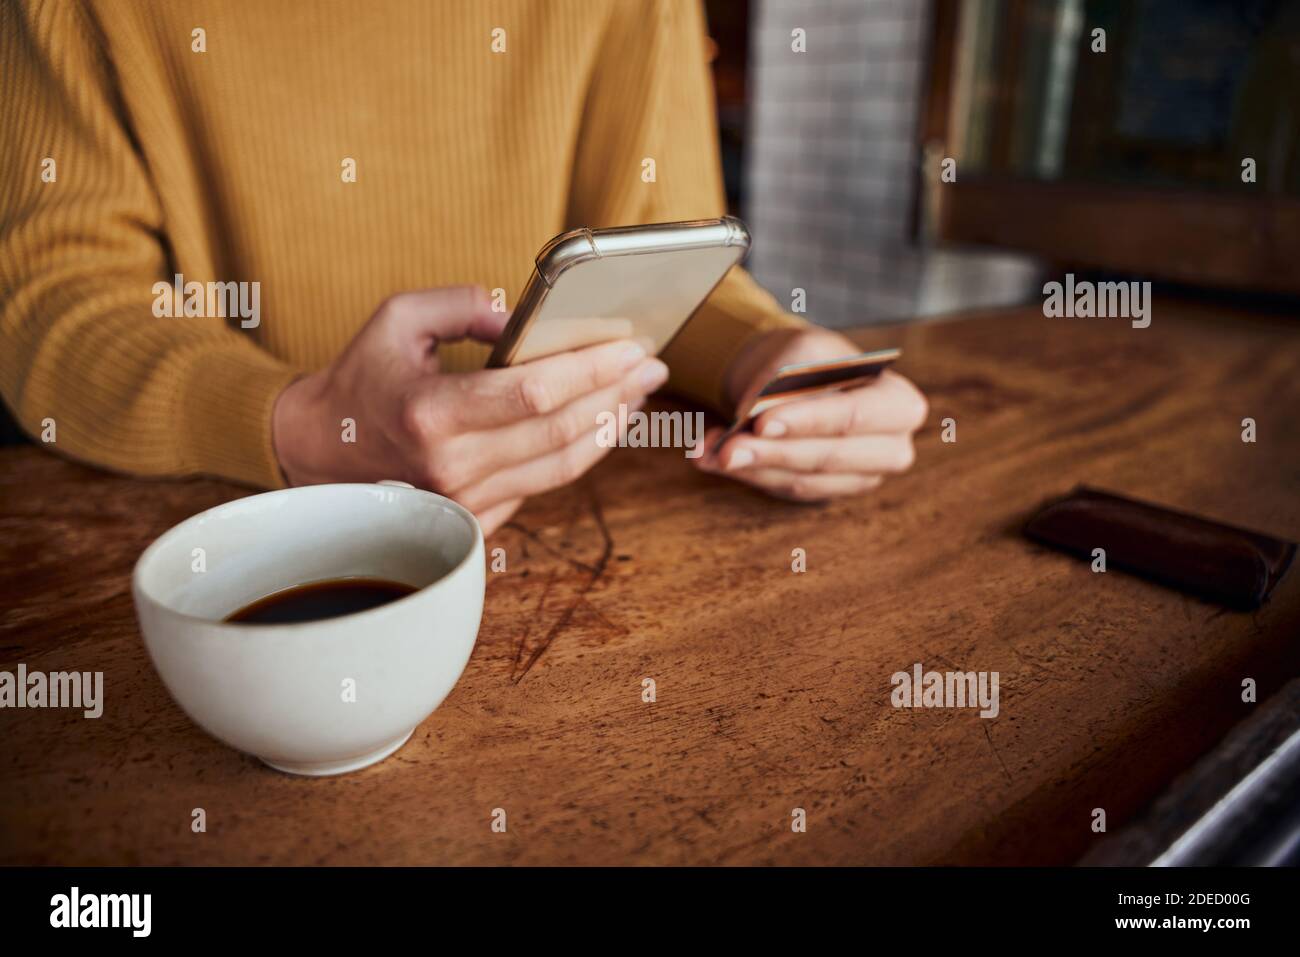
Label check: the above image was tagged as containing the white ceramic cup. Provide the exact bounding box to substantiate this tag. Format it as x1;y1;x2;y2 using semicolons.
132;482;484;776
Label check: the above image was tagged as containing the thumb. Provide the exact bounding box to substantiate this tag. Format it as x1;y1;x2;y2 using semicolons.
380;285;509;347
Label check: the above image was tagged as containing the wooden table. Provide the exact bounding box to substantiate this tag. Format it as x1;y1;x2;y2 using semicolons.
2;298;1298;865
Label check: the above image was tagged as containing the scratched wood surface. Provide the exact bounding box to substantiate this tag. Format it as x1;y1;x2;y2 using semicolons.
2;299;1298;865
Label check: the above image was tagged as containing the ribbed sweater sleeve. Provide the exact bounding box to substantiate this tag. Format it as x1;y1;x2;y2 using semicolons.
0;0;298;488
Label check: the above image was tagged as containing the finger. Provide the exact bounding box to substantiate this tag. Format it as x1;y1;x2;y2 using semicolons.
752;370;928;438
692;426;731;471
475;497;524;537
380;285;506;346
455;421;618;514
719;467;885;502
443;373;656;492
715;433;916;475
435;339;659;431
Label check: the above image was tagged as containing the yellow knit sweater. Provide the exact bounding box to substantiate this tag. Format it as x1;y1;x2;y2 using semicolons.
0;0;802;489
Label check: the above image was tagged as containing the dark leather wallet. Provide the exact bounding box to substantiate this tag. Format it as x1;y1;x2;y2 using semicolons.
1024;486;1296;610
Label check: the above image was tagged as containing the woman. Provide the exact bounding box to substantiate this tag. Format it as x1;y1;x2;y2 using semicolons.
0;0;926;532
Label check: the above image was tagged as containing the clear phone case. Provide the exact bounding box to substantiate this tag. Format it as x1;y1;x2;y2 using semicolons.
488;217;751;367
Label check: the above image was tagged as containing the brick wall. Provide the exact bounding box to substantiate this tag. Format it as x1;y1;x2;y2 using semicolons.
742;0;1039;328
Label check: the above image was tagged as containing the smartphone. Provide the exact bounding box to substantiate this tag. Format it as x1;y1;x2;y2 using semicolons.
487;217;751;367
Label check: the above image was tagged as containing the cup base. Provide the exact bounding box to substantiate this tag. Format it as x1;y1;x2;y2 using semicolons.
258;728;415;777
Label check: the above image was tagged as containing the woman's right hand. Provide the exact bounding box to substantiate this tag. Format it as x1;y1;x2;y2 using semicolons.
271;286;668;534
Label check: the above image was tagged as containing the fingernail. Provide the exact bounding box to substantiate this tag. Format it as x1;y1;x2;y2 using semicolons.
621;342;648;369
760;419;787;438
727;448;754;470
638;358;669;392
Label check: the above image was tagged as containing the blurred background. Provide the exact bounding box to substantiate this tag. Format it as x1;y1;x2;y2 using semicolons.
705;0;1300;327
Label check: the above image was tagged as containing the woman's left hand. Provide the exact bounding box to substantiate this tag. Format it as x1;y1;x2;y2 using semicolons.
696;327;928;501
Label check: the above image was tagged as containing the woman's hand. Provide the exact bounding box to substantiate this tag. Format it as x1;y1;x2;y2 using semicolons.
272;286;668;534
696;327;927;501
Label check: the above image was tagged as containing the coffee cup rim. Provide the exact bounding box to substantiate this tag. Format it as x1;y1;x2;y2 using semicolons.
131;482;483;632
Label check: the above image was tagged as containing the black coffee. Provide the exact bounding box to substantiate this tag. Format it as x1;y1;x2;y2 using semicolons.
225;578;417;624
